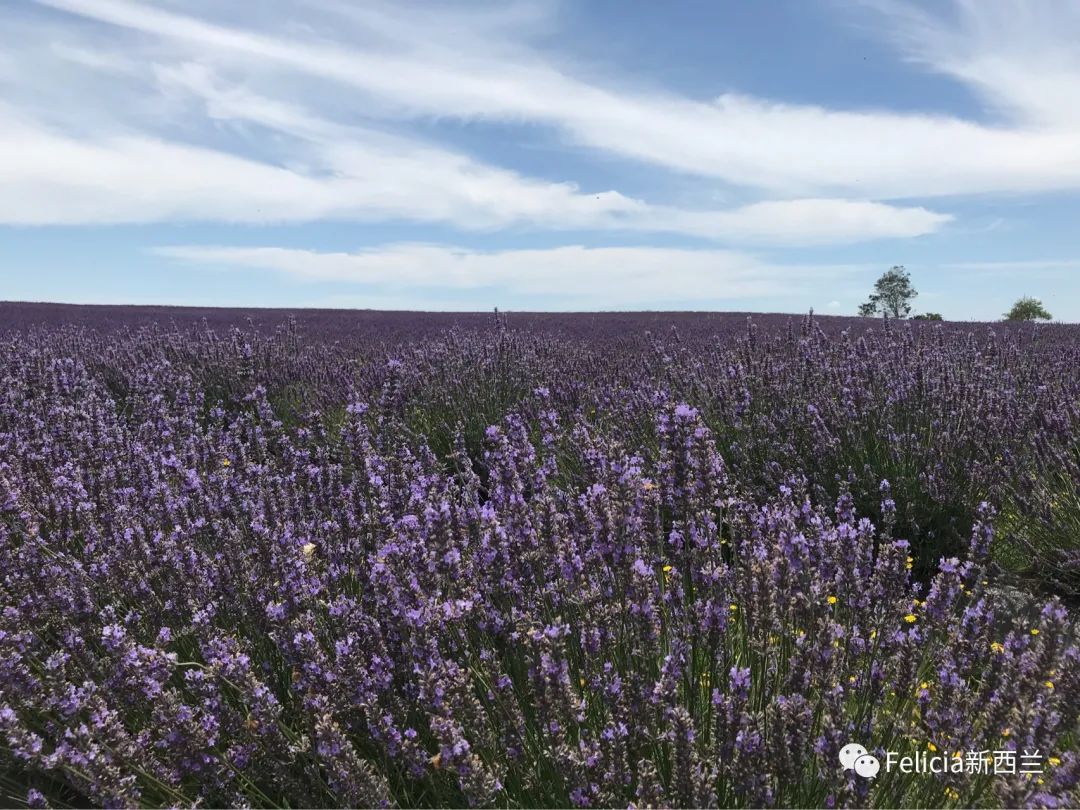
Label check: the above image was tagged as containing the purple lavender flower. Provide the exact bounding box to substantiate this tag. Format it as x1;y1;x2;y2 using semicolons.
2;311;1079;807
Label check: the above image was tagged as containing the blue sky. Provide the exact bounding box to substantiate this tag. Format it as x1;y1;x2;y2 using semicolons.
2;0;1079;319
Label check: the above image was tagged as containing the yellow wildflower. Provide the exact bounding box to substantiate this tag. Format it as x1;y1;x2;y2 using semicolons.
928;742;938;752
222;459;231;467
662;564;673;573
1031;629;1040;636
1045;680;1055;690
827;595;838;605
904;614;917;623
1049;757;1061;767
990;642;1005;654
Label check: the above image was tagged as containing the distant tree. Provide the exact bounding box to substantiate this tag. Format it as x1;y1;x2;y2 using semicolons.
859;266;917;318
913;312;943;321
1004;296;1052;322
857;301;878;317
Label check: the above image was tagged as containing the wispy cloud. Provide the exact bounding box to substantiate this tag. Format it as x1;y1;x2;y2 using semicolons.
861;0;1080;128
0;0;967;243
6;0;1080;264
154;243;865;309
0;97;946;240
0;45;947;241
29;0;1080;201
0;103;639;229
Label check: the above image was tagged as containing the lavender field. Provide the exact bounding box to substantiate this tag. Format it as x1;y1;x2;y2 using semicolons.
2;303;1079;808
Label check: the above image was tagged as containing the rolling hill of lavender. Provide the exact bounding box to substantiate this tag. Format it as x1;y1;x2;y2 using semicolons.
2;301;1079;808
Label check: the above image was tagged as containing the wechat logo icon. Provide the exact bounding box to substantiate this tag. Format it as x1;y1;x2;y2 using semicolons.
840;743;880;778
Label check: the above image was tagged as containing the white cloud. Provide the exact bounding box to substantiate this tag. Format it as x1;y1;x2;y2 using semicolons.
153;243;863;308
654;199;949;244
0;101;944;240
0;62;945;241
862;0;1080;129
30;0;1080;200
162;66;944;241
8;0;1080;255
0;126;642;230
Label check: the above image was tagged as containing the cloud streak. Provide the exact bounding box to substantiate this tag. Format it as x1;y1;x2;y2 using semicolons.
30;0;1080;200
0;55;947;241
0;101;946;240
154;243;864;309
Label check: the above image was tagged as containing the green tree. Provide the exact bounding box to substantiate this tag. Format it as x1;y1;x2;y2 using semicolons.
858;266;917;318
1004;296;1052;321
913;312;943;321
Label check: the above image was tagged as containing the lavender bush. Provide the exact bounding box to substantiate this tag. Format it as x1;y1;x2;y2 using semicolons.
1;309;1078;808
998;437;1080;598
